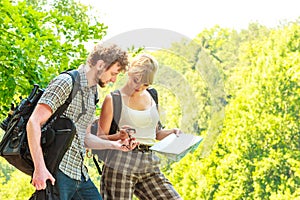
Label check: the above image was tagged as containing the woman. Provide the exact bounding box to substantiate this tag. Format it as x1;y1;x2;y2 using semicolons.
98;54;182;200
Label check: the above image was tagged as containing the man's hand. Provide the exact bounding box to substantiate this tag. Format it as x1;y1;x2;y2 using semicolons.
121;137;139;151
113;127;139;151
112;139;139;151
32;167;55;190
109;126;139;151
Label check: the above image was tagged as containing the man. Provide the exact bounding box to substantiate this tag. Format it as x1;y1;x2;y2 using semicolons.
27;43;132;200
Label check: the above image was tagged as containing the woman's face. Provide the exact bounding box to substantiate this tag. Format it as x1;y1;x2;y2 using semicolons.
128;73;149;93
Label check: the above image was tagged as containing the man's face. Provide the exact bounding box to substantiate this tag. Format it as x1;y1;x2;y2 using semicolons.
98;62;122;88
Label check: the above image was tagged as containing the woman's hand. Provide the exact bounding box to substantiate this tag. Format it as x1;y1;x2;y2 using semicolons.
117;129;128;140
172;128;182;137
118;125;135;140
156;127;183;140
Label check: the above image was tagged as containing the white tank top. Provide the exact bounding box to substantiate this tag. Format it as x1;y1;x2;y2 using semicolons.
119;95;159;145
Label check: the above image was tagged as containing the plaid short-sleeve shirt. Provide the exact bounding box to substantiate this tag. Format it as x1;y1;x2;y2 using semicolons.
39;65;97;181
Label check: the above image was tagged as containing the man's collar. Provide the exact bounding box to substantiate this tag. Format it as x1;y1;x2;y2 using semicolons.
78;65;97;91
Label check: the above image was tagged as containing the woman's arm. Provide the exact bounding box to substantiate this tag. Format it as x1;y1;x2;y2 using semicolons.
156;126;181;141
98;94;127;141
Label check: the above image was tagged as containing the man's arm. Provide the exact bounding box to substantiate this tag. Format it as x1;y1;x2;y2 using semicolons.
85;125;137;151
26;103;55;190
85;132;118;149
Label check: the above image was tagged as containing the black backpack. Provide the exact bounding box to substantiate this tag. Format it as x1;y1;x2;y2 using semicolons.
91;88;163;174
0;70;80;176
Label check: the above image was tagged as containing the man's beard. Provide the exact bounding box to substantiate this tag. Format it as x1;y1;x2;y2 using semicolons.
97;68;106;88
98;79;105;88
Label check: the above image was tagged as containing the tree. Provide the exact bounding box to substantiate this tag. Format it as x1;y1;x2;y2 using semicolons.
166;21;300;199
0;0;107;118
0;0;107;198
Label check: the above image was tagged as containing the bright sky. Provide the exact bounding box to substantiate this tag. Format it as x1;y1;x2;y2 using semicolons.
85;0;299;40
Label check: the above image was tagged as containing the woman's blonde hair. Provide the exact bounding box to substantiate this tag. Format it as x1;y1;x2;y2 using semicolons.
128;54;159;85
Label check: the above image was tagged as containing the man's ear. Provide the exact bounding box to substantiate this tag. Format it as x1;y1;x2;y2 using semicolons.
95;60;105;70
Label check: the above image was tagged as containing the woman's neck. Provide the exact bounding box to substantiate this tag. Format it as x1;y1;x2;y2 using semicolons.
120;84;142;97
120;84;152;110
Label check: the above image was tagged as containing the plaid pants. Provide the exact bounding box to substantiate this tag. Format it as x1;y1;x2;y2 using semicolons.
100;150;181;200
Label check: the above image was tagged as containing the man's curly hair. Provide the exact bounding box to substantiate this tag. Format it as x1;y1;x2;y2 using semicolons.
87;44;128;72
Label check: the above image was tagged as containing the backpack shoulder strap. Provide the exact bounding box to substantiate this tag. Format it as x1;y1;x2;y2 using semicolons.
146;87;158;105
94;90;99;105
146;87;164;130
50;70;80;119
65;69;80;102
109;90;122;135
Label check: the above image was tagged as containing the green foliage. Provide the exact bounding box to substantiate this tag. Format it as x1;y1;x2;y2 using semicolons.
0;0;107;198
0;169;34;200
165;21;300;199
0;0;107;118
0;0;299;199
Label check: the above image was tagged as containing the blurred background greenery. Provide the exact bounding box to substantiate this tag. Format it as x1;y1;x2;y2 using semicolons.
0;0;299;199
